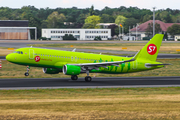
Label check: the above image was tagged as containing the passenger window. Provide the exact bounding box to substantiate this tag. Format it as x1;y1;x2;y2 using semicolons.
21;51;23;54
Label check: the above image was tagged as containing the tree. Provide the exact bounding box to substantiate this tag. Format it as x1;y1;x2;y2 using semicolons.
76;13;87;24
101;14;114;23
164;13;172;23
115;15;127;26
123;18;139;33
82;23;94;28
167;24;180;37
172;15;180;23
145;22;162;37
83;15;101;28
94;36;101;41
63;34;77;40
89;5;95;16
47;11;66;28
142;14;152;23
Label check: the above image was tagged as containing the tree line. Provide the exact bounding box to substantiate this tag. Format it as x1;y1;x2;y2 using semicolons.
0;5;180;38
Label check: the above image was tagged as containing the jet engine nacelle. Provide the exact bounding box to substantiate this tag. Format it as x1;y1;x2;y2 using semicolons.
63;65;81;75
43;68;60;74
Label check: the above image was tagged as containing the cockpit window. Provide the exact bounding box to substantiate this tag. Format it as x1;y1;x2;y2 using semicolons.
13;51;23;54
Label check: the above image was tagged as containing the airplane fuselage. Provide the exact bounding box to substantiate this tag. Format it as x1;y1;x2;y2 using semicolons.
6;47;163;74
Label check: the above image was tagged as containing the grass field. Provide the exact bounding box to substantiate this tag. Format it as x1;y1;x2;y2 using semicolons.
28;42;180;54
0;59;179;78
0;87;180;119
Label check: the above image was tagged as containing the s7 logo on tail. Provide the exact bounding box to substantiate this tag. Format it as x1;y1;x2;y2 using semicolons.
147;44;157;55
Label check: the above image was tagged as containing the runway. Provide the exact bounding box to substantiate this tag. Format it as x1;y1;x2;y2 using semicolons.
0;76;180;90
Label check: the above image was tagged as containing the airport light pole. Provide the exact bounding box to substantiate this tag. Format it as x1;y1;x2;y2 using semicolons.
119;23;121;40
129;26;130;40
136;24;139;41
153;7;156;36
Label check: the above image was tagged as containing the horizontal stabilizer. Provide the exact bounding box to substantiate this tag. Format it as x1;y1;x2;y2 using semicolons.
146;63;171;66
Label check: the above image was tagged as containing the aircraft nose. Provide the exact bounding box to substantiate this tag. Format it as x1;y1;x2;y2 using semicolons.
6;54;12;62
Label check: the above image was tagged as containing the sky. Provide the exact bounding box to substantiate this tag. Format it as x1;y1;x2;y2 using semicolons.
0;0;180;10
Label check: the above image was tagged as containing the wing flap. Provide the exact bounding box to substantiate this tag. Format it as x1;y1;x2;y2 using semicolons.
69;59;135;67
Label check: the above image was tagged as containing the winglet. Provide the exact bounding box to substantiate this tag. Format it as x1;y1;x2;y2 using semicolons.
72;48;76;52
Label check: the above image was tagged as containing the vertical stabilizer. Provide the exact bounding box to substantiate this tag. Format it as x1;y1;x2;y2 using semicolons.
135;34;164;61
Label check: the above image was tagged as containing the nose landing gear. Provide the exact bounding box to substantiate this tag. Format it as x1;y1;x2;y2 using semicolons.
24;66;30;76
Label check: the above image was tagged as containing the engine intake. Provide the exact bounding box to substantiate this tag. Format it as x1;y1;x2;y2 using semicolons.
63;65;81;75
43;68;60;74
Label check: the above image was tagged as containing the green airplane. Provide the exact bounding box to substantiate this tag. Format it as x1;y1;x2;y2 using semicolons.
6;34;170;82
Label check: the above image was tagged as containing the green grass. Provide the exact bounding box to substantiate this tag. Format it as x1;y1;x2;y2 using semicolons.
1;87;180;119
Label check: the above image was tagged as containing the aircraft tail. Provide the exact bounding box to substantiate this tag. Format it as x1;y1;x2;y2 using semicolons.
133;34;164;61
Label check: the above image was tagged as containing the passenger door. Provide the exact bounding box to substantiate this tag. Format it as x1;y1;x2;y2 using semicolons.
29;49;34;59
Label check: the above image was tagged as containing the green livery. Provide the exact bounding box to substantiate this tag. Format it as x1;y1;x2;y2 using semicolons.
6;34;170;82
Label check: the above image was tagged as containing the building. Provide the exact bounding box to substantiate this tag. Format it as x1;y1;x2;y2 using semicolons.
97;23;118;37
130;20;180;40
42;29;111;40
0;20;37;40
174;35;180;41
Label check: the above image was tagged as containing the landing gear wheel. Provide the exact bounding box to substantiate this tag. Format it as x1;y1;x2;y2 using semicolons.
71;75;78;80
24;72;29;76
85;76;92;82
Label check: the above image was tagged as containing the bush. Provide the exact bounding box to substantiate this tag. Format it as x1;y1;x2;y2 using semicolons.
143;37;151;40
178;39;180;41
39;37;51;40
63;34;77;40
94;36;102;41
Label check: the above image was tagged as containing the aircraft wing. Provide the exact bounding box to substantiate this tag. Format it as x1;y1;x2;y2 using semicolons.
69;59;135;71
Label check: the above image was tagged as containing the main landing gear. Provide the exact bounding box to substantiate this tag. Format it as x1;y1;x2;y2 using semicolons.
71;75;78;80
85;76;92;82
70;71;92;82
85;71;92;82
24;66;30;76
